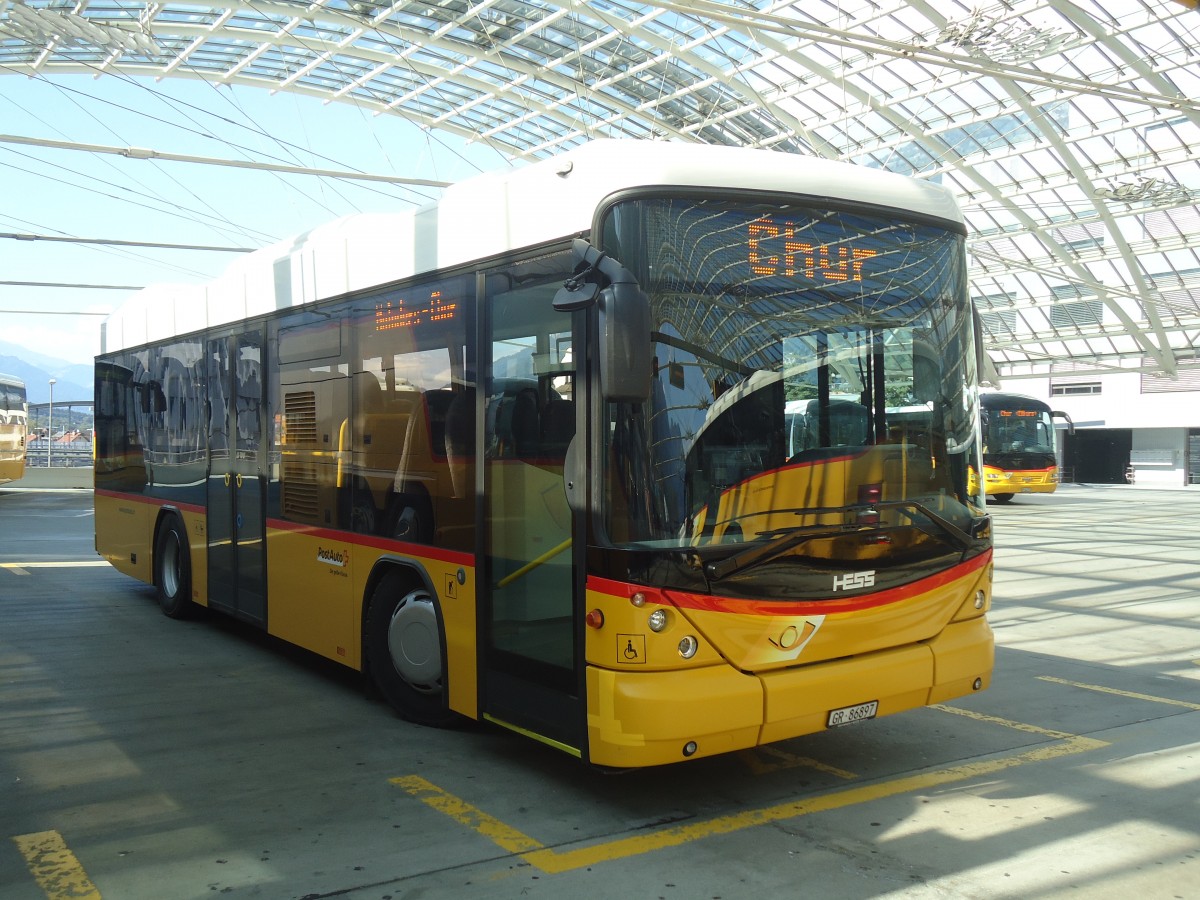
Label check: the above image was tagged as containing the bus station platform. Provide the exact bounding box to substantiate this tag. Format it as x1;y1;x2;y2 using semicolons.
1;485;1197;900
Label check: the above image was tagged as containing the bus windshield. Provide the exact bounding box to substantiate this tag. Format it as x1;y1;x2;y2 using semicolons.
982;401;1056;456
600;197;982;559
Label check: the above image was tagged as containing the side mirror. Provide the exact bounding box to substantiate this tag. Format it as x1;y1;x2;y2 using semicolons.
600;280;652;402
1052;409;1075;435
553;238;652;403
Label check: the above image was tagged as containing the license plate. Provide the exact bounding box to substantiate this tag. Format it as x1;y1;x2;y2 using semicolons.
826;700;878;727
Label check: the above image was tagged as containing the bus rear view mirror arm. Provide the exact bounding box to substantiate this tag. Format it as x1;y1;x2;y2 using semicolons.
554;238;652;403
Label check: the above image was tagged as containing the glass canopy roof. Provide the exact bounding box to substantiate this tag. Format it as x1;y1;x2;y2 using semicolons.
3;0;1198;380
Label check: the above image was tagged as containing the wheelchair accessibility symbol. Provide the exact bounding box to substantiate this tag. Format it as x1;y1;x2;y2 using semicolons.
617;634;646;664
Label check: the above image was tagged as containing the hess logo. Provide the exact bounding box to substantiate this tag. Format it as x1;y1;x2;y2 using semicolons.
832;570;875;592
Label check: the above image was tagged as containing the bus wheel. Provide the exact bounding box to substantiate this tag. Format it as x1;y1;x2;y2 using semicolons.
350;497;377;534
388;494;432;544
992;493;1014;503
366;570;456;726
154;517;194;619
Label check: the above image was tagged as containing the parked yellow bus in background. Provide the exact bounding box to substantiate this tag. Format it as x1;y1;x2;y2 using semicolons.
0;373;28;484
94;140;994;768
980;391;1074;502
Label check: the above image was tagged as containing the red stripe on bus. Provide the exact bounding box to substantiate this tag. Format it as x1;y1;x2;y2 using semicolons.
588;549;991;617
265;518;473;567
95;490;473;567
95;489;205;516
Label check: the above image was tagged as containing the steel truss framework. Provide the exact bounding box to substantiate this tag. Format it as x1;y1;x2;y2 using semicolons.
3;0;1198;380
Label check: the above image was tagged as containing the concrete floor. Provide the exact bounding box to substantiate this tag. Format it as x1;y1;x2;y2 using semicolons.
1;485;1197;900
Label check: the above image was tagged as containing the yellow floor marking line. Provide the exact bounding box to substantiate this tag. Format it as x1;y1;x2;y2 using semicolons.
394;711;1108;875
391;776;546;854
2;561;110;568
2;561;109;576
1038;675;1200;711
12;830;102;900
930;703;1088;739
737;745;858;778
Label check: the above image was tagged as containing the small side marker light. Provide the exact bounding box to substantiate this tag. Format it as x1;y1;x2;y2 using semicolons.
586;609;604;629
682;741;698;757
973;677;983;691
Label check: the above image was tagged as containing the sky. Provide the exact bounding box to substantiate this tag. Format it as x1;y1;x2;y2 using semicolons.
1;71;511;367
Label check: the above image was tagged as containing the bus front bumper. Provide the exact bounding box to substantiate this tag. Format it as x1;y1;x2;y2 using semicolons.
585;616;994;768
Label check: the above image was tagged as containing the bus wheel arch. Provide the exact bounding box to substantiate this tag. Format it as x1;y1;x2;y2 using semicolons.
363;563;456;727
991;493;1014;503
153;511;194;619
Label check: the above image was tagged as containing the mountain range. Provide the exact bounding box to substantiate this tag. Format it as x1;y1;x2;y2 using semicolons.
0;340;93;404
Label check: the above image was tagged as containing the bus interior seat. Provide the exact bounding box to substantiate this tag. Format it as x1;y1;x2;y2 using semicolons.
354;373;385;448
424;389;454;453
445;388;475;498
509;388;539;457
540;395;575;458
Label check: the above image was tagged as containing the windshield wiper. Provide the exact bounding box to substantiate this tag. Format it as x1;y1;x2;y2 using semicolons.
703;501;986;582
879;500;979;552
704;515;864;581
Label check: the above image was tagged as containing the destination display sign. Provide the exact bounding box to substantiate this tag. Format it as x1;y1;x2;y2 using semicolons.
747;216;879;281
375;290;458;333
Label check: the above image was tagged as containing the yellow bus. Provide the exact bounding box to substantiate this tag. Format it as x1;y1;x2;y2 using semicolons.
980;391;1074;502
94;140;994;768
0;373;28;484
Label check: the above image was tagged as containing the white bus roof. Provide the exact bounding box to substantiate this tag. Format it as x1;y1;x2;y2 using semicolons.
101;139;964;354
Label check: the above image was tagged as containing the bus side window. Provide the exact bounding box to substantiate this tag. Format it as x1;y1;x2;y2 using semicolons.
237;362;262;448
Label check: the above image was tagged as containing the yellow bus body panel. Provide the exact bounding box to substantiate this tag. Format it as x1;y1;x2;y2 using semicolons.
95;492;155;583
264;524;478;717
181;508;208;606
586;665;763;768
676;558;990;672
585;614;993;769
583;550;993;768
94;493;210;605
983;464;1058;495
267;525;359;666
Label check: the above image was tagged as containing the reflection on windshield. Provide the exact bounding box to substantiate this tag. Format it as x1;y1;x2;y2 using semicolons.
601;197;983;552
983;407;1056;455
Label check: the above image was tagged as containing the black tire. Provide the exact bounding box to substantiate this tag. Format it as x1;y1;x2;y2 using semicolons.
154;516;194;619
992;493;1014;503
365;569;456;726
350;495;378;535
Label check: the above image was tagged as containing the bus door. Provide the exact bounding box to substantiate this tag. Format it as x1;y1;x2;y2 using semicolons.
206;330;267;625
480;266;584;755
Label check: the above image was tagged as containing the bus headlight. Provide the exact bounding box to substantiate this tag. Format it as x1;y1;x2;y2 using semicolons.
648;609;669;632
678;636;698;659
